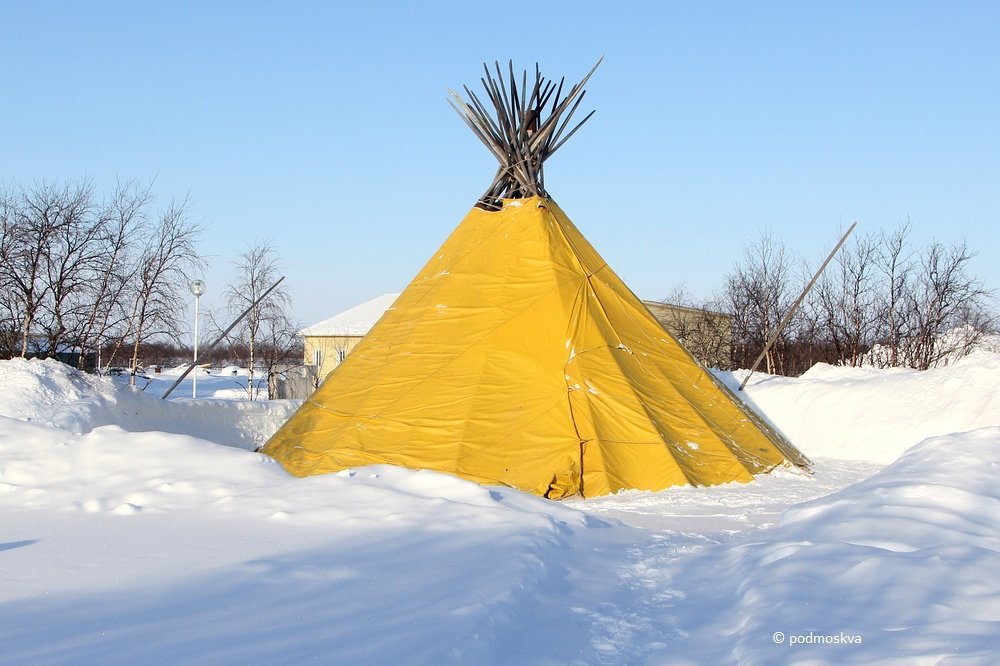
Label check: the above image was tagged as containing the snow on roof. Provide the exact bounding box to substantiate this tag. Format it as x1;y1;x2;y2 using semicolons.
299;293;400;337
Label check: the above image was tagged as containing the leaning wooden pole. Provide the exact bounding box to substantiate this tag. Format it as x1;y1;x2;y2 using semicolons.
161;276;286;400
738;223;858;391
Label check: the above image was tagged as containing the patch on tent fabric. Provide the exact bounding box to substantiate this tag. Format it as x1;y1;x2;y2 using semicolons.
543;458;581;500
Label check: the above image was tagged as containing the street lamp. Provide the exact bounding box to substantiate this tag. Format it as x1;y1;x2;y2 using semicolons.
189;279;206;398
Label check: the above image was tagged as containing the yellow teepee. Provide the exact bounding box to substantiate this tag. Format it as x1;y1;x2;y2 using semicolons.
263;60;810;498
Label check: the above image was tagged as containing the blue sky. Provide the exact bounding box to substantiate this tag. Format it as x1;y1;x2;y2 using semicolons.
3;1;998;325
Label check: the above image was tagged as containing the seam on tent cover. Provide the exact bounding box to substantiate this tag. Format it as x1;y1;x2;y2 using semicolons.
566;249;800;474
539;202;609;278
552;214;717;486
566;263;795;481
567;278;703;487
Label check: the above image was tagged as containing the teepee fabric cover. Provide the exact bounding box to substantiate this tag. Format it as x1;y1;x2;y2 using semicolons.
264;197;809;498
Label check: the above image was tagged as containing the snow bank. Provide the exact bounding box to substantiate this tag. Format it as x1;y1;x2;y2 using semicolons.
0;407;611;664
0;358;296;450
2;354;998;664
725;350;1000;463
637;426;1000;664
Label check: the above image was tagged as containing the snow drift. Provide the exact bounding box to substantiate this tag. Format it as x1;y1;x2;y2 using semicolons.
1;354;998;664
0;358;297;450
615;426;1000;664
724;350;1000;463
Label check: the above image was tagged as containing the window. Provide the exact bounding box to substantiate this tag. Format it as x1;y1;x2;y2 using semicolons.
314;349;322;367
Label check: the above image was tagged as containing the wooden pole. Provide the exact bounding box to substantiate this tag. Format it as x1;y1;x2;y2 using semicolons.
738;223;858;391
451;58;602;209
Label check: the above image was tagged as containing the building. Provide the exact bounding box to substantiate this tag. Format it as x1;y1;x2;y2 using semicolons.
300;293;400;381
642;300;734;369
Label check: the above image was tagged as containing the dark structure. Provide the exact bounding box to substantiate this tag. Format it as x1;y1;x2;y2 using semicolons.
449;58;603;209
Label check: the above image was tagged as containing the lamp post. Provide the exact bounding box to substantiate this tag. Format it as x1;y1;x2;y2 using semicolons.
189;279;206;398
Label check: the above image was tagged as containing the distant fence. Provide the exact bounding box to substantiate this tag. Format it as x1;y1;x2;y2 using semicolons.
270;364;319;400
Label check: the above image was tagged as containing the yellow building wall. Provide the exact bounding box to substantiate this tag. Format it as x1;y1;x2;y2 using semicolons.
302;335;364;382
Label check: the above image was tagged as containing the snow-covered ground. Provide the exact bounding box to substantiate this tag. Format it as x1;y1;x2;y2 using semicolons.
2;354;998;664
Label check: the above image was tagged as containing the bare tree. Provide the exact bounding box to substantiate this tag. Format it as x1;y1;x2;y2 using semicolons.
653;284;734;369
38;183;103;355
864;225;995;370
0;179;205;372
903;239;994;369
1;181;97;357
261;317;304;399
74;180;154;370
811;230;881;366
0;185;18;356
872;222;915;368
220;241;295;399
124;199;202;385
723;230;800;374
717;221;995;375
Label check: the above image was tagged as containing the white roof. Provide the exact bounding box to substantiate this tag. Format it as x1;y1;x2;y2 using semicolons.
299;293;400;337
